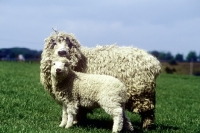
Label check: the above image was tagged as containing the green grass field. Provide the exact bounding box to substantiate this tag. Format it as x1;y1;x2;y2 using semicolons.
0;61;200;133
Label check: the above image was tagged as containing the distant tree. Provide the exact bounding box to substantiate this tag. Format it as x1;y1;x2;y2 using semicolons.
186;51;197;62
0;47;42;60
150;51;175;61
168;59;177;65
175;53;184;62
150;51;160;58
0;49;9;58
9;52;17;58
198;53;200;62
165;52;174;61
0;51;2;58
158;52;165;60
158;52;174;61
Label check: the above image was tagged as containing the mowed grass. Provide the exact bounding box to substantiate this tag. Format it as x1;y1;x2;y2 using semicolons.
0;61;200;133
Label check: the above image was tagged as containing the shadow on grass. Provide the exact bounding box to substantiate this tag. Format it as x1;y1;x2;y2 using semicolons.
151;124;180;131
77;118;113;129
76;119;143;132
76;118;180;133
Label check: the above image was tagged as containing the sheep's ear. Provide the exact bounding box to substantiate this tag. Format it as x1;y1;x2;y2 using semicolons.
44;38;48;42
52;28;59;34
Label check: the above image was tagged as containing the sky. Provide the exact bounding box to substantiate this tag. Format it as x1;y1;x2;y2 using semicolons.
0;0;200;56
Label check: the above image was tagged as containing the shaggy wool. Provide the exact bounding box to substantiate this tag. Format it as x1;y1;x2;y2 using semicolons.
40;31;161;129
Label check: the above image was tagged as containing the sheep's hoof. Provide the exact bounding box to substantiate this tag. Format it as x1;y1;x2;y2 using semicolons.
142;119;154;130
65;124;73;129
141;110;155;130
59;122;67;127
112;128;122;133
127;125;134;132
73;120;78;124
123;123;134;132
59;124;65;128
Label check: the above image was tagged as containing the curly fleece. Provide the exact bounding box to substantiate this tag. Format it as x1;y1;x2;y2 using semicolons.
40;31;161;128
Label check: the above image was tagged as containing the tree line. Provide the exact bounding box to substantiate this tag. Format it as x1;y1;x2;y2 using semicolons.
0;48;42;61
0;47;199;62
150;51;200;62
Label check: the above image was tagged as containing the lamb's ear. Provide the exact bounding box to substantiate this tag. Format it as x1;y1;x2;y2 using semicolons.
44;58;52;64
67;60;74;66
48;59;52;63
41;59;52;66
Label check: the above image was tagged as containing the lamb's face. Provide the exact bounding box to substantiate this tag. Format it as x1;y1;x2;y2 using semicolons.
51;60;70;78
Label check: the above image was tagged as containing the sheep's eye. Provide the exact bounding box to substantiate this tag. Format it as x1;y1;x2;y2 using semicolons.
58;37;64;43
68;42;73;49
66;38;73;49
52;63;55;65
64;63;68;67
50;43;57;49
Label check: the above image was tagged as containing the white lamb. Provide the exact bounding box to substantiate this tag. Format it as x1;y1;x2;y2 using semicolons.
50;58;134;133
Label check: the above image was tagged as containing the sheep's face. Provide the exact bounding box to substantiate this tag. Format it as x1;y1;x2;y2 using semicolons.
51;41;70;58
43;32;83;69
51;60;71;78
47;34;74;57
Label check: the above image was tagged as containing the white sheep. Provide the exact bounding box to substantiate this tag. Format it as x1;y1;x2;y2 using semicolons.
50;57;134;133
40;31;161;129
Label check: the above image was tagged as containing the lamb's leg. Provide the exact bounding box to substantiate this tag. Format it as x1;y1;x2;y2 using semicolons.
65;103;77;128
65;113;74;128
111;108;124;133
59;104;68;127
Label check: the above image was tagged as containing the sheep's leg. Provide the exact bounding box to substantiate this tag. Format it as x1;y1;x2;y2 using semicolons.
122;110;134;131
140;109;155;129
59;104;68;127
140;83;156;129
75;107;90;123
72;116;78;124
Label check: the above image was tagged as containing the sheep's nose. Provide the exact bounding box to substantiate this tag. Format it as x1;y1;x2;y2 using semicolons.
58;50;67;57
56;68;61;73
